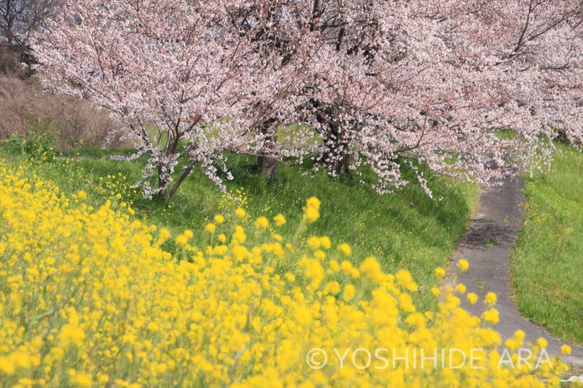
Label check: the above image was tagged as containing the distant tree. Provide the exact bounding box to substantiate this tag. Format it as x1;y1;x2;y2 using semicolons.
0;0;55;72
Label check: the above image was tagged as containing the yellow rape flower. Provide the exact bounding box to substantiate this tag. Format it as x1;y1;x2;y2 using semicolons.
307;237;321;250
175;234;189;246
273;214;286;226
396;269;413;288
457;259;470;272
455;284;466;294
0;356;15;375
71;371;92;388
337;243;352;256
482;308;500;324
360;257;382;283
255;216;269;230
324;281;341;295
0;162;568;388
319;236;332;249
343;284;356;302
303;197;320;223
59;324;85;347
484;292;497;306
158;228;171;244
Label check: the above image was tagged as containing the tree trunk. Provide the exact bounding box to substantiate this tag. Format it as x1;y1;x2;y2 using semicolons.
156;163;195;201
256;119;278;180
155;162;172;200
257;155;278;180
322;145;350;176
320;122;351;177
333;147;351;176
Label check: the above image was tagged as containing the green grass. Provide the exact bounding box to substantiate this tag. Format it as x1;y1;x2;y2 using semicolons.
2;151;479;311
58;147;135;156
511;144;583;345
484;235;501;248
0;136;135;158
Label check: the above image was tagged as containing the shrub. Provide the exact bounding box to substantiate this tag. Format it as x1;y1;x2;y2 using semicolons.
1;133;25;155
0;76;126;151
0;161;571;387
0;43;27;79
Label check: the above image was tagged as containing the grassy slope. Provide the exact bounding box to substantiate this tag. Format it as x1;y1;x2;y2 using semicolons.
511;144;583;344
3;152;479;310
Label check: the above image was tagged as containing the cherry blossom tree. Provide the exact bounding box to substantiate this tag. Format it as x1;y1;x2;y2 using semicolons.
31;0;270;199
220;1;321;179
429;0;583;178
293;0;582;195
31;0;582;199
287;0;517;194
32;0;324;195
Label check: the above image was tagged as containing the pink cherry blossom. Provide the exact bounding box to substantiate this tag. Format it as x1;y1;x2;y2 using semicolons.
31;0;582;198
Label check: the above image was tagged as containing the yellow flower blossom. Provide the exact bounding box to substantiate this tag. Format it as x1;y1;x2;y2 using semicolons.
158;228;171;243
0;356;15;375
273;214;286;226
324;281;341;295
303;197;320;223
395;269;413;288
343;284;356;302
314;250;326;260
337;243;352;257
307;236;321;250
319;236;332;250
255;216;269;230
0;161;567;387
71;371;92;388
175;234;189;246
482;308;500;324
514;330;525;341
59;324;85;347
340;260;353;275
360;257;382;283
457;259;470;272
484;292;497;306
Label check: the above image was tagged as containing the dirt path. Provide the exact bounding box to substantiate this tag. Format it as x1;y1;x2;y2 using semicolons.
451;175;583;367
